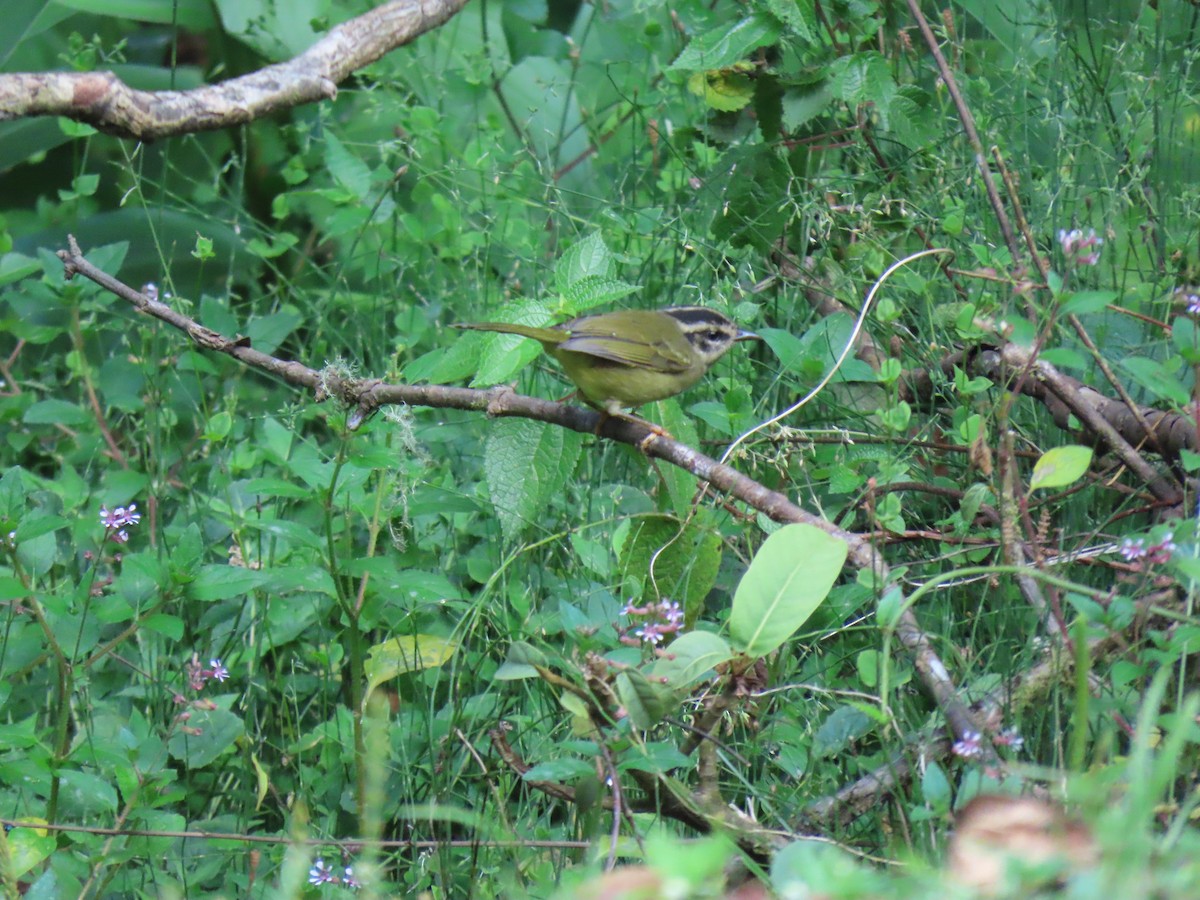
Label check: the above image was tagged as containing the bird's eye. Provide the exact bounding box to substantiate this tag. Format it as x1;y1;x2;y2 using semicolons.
705;329;722;341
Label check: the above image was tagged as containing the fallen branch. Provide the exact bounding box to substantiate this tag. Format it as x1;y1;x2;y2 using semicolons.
0;0;470;140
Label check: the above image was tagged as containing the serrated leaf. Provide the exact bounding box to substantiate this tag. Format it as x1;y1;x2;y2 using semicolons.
729;524;847;658
466;299;557;386
484;419;583;540
556;232;614;293
559;274;640;314
710;147;791;251
1029;444;1093;491
669;12;781;72
619;516;722;619
761;0;815;41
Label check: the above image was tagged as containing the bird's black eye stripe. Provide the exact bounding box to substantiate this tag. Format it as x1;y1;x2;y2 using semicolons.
666;307;733;329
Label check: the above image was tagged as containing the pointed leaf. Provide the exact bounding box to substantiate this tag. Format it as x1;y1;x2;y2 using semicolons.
651;631;733;691
1029;444;1094;491
364;634;457;705
730;524;847;658
616;669;669;730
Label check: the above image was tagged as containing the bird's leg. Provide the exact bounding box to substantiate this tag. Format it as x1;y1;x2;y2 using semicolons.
597;401;672;450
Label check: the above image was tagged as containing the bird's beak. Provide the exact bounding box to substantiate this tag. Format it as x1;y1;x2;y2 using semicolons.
736;329;760;341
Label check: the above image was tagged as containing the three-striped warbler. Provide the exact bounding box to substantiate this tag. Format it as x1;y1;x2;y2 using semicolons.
455;306;757;430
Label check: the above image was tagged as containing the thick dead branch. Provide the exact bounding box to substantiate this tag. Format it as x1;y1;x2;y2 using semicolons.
901;348;1192;483
0;0;470;140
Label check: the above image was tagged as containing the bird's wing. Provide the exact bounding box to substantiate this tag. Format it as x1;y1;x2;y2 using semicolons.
558;330;693;373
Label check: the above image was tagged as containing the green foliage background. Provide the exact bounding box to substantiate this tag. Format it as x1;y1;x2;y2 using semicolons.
1;0;1200;896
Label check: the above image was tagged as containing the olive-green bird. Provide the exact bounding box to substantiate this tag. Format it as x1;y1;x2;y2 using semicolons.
456;306;757;420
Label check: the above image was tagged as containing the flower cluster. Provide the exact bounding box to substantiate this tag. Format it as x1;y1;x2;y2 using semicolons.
952;726;1024;761
184;656;230;692
1118;532;1176;568
99;503;141;544
309;859;361;890
1057;228;1103;267
953;730;984;759
619;599;685;646
1177;287;1200;316
994;727;1024;751
173;655;231;736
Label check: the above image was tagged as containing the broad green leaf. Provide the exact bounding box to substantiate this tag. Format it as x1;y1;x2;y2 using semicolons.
0;466;26;523
653;402;702;515
188;565;271;602
23;399;90;426
559;274;639;312
688;68;755;111
761;0;816;40
729;524;847;658
467;298;555;387
364;634;457;704
0;575;28;601
58;770;119;815
202;410;232;441
55;0;216;29
1029;444;1093;491
1059;290;1117;316
921;761;952;813
496;641;547;680
556;232;615;292
324;132;374;200
619;742;692;774
669;13;781;72
521;758;595;782
710;147;791;252
244;305;302;353
498;56;589;171
167;707;245;768
1121;356;1191;406
1172;315;1200;363
143;613;184;640
812;705;874;758
651;631;733;691
782;83;834;131
619;515;722;620
214;0;323;59
771;840;868;894
4;819;55;879
616;669;669;730
12;514;67;542
484;419;583;540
